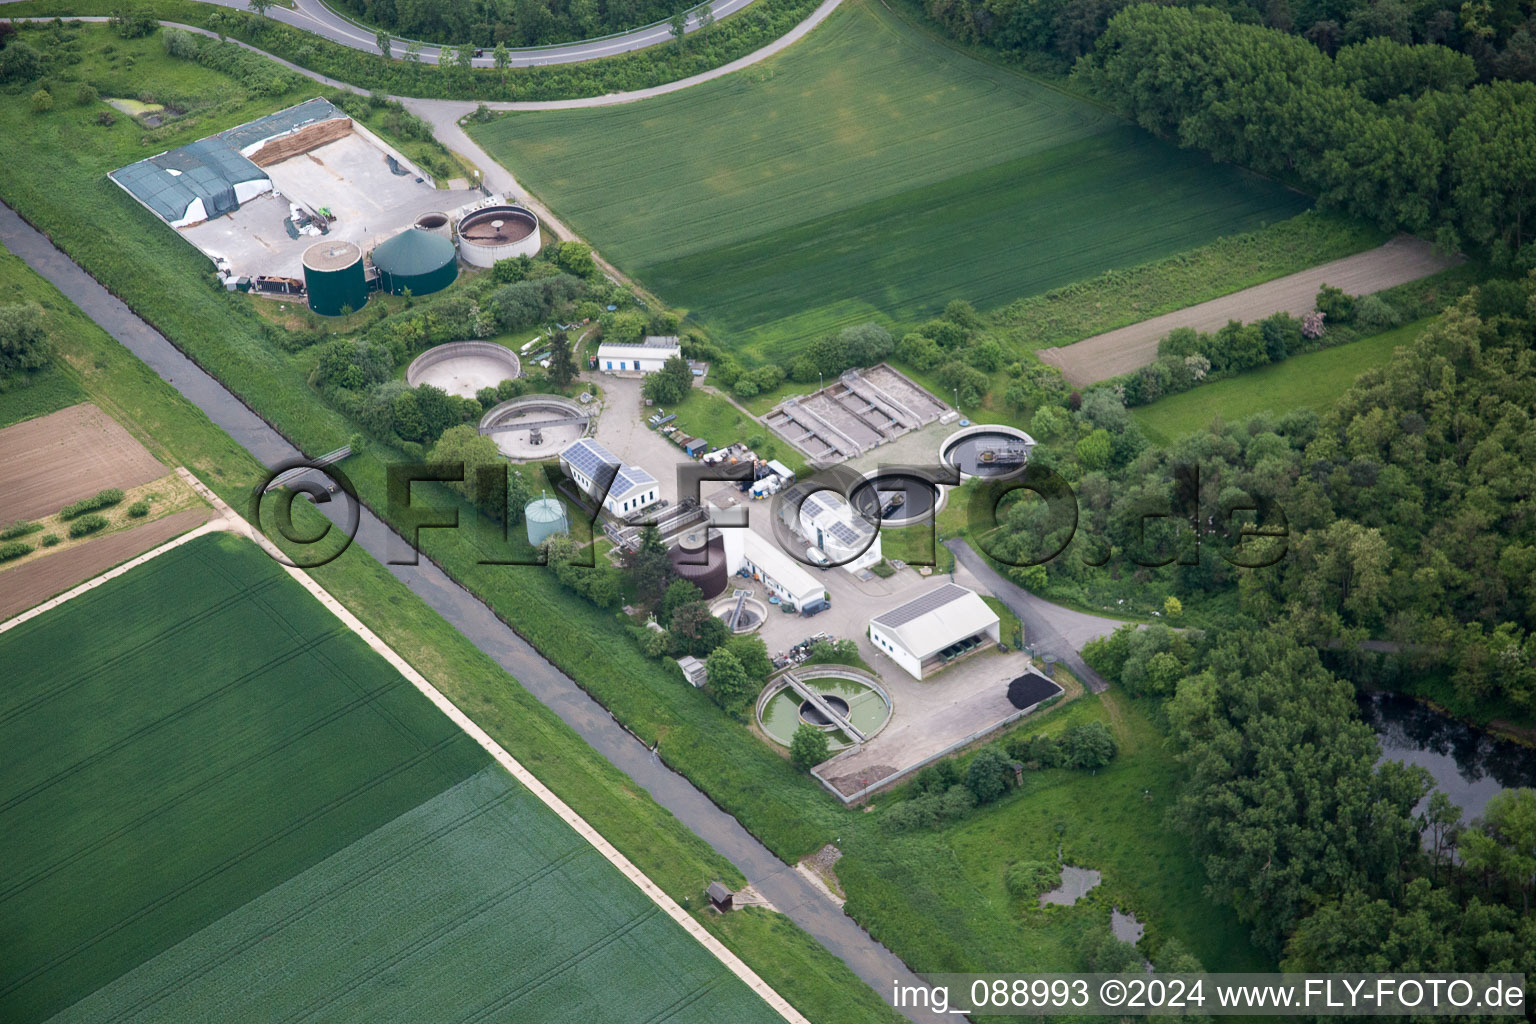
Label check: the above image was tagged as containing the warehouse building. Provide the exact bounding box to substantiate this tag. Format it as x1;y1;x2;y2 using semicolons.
596;336;682;374
869;584;1000;680
558;438;661;518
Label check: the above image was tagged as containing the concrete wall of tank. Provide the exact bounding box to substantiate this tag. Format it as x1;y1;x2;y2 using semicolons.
457;206;542;268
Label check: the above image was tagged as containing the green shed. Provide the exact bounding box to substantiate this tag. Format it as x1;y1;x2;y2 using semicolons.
371;228;457;297
302;240;367;316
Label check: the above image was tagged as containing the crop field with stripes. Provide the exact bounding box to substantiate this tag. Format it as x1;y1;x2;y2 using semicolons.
475;0;1312;361
0;533;778;1024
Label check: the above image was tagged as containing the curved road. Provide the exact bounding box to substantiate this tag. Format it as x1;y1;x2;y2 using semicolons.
0;202;949;1024
0;0;760;65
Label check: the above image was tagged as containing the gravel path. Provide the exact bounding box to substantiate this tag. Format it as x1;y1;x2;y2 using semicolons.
1038;234;1456;386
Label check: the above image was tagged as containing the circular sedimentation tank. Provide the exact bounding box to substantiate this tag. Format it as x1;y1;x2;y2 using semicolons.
371;228;458;297
457;205;541;268
524;493;569;547
670;529;728;599
405;341;521;399
941;424;1035;479
414;211;451;238
478;394;588;460
757;671;892;751
711;593;768;633
301;240;366;316
850;471;943;527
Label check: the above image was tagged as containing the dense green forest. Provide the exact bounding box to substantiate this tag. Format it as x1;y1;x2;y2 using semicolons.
334;0;687;45
924;0;1536;81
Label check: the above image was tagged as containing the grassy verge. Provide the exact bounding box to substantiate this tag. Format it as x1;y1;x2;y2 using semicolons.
0;249;906;1024
1133;317;1435;445
6;0;825;102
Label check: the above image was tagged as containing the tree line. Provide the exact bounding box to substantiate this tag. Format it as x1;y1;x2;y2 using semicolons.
922;0;1536;83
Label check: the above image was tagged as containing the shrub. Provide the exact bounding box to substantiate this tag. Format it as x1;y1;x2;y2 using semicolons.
1316;284;1355;324
1353;293;1403;331
790;723;831;770
0;41;42;84
74;83;99;106
965;745;1012;804
60;488;124;519
127;499;151;518
40;533;60;547
30;89;53;114
1004;860;1059;899
68;514;109;538
0;540;34;562
0;521;41;541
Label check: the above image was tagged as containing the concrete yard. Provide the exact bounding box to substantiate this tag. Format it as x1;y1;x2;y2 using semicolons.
178;133;481;279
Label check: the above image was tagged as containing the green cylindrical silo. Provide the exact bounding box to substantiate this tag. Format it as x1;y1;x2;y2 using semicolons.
371;228;457;297
302;241;367;316
525;494;569;547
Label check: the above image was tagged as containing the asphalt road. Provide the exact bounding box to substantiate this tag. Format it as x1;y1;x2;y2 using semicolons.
13;0;763;66
0;201;950;1024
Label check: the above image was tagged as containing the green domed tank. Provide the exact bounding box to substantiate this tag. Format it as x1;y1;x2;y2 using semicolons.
371;228;457;297
525;493;569;547
302;240;367;316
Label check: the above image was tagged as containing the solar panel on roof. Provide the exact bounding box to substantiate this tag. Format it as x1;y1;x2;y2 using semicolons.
827;521;865;546
872;584;970;628
562;439;619;478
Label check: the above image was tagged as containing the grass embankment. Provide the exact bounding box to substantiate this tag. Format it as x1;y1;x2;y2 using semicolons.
0;250;907;1023
1132;317;1435;444
474;0;1313;362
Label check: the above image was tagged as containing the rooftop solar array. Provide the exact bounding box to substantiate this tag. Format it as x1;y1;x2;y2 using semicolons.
871;584;973;628
561;438;621;478
613;465;657;496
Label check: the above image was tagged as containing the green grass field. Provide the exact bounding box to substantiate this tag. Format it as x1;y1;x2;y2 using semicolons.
474;0;1311;360
0;533;779;1024
1131;318;1433;444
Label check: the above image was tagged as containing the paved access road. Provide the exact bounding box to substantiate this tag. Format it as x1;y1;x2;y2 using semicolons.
41;0;760;66
0;202;949;1024
1038;234;1457;386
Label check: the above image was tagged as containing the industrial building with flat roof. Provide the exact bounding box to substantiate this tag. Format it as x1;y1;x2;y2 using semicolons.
596;337;683;374
559;438;661;518
869;584;1000;680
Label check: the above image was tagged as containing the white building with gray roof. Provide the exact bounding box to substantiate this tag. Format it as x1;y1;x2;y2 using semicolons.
869;584;1000;680
558;437;660;518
